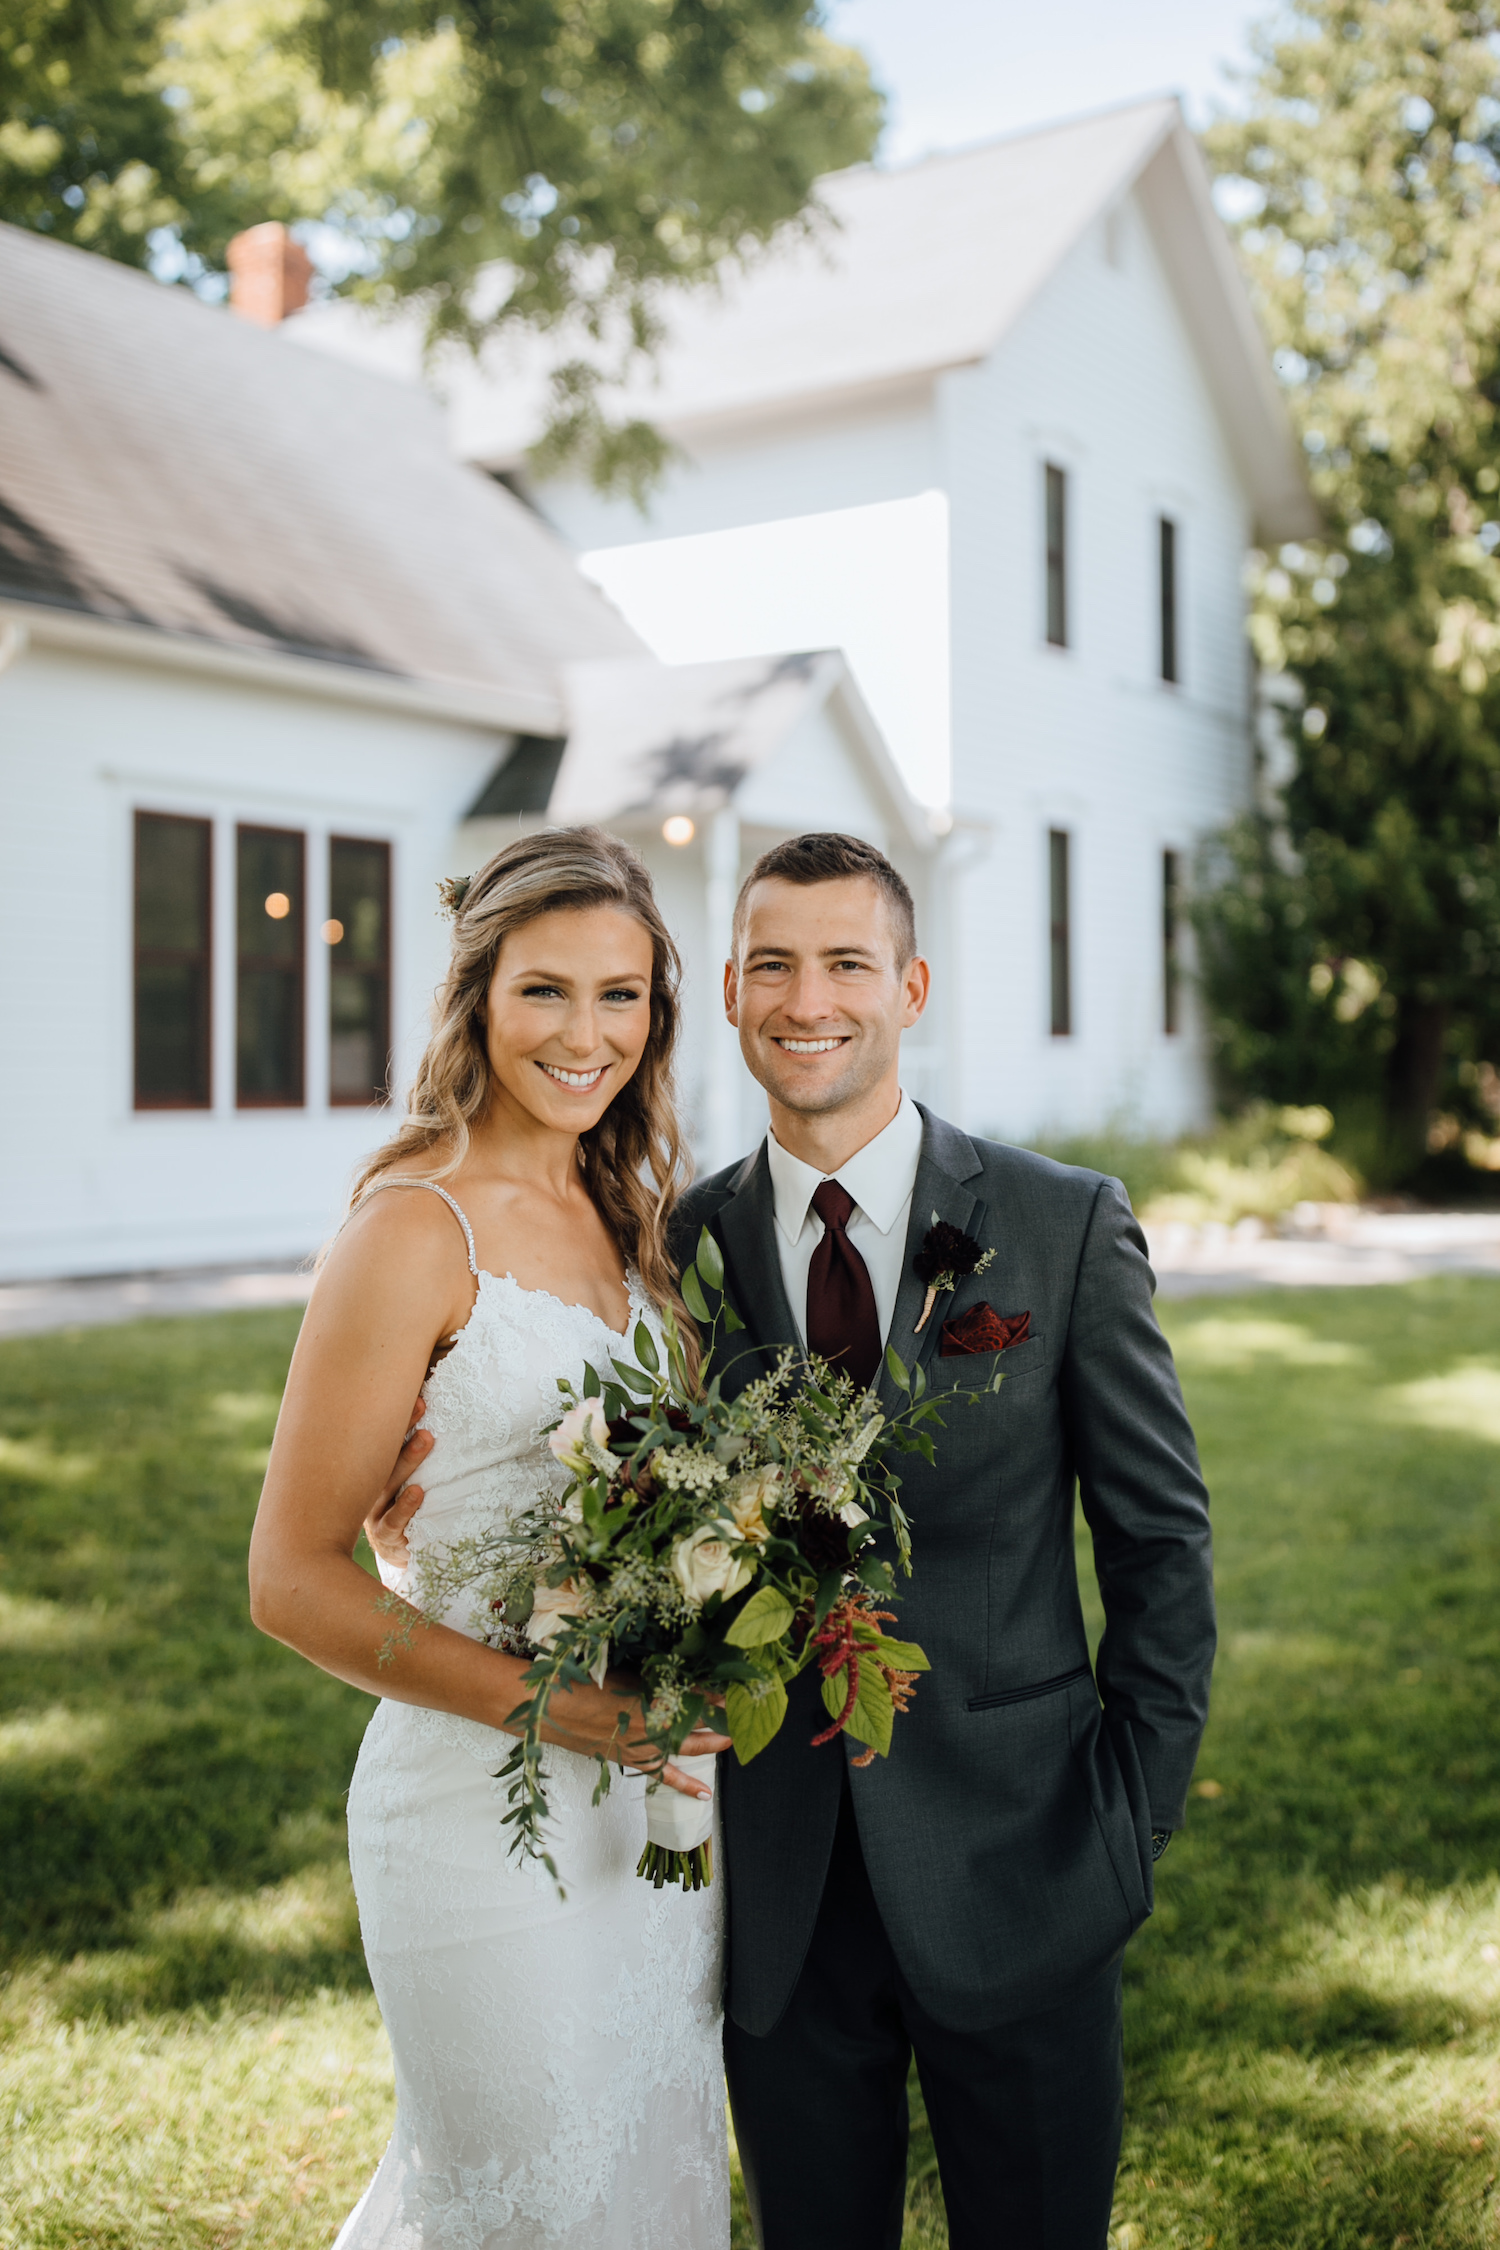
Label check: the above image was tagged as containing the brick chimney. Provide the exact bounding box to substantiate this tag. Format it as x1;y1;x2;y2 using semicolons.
226;222;314;326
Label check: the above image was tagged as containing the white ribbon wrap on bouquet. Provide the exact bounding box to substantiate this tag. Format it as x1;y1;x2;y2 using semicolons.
645;1753;716;1854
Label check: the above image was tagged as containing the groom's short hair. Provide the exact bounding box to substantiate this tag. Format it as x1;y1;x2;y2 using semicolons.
733;833;917;966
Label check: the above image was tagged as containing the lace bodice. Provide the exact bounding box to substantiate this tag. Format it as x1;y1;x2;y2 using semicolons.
378;1259;662;1640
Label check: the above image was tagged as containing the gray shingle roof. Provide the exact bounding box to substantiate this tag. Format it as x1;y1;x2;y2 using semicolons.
0;222;640;715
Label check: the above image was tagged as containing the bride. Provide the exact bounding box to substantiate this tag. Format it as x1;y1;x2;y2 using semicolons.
248;828;732;2250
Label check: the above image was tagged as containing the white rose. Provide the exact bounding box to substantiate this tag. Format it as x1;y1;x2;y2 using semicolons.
526;1578;591;1650
724;1465;782;1545
549;1397;613;1478
671;1523;755;1607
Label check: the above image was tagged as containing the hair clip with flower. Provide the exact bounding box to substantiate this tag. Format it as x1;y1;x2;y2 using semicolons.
436;874;472;920
913;1214;996;1333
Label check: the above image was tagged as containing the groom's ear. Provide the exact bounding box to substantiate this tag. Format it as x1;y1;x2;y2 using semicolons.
723;956;740;1026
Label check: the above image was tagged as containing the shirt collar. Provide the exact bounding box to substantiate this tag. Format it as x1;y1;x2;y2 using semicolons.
766;1093;924;1246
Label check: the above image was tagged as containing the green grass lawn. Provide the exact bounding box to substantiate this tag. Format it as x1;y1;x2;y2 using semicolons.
3;1284;1500;2247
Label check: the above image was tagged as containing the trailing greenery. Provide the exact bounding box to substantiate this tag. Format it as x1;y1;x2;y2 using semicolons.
7;1289;1500;2245
1198;0;1500;1175
0;0;881;494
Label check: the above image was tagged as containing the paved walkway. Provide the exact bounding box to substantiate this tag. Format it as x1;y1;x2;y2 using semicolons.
1149;1208;1500;1298
0;1260;315;1339
5;1211;1500;1336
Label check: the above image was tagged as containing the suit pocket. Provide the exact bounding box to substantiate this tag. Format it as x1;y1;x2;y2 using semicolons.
931;1333;1047;1390
967;1663;1092;1713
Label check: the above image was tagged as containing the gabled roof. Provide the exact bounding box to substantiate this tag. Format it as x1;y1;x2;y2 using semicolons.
0;223;640;731
527;650;929;849
292;95;1314;542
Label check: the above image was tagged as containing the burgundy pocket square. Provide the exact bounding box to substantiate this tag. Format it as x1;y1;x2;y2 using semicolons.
939;1304;1031;1357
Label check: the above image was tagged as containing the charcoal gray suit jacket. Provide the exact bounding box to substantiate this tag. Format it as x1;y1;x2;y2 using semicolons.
671;1106;1215;2039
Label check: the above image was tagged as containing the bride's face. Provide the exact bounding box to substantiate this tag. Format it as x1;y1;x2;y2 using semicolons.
482;905;656;1135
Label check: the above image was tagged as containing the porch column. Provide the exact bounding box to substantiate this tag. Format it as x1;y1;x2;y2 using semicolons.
704;807;742;1172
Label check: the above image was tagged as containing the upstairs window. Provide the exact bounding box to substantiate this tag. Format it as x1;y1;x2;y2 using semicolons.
1163;849;1182;1035
327;837;392;1106
134;811;211;1109
1159;516;1179;683
1048;828;1072;1037
237;824;305;1107
1045;464;1068;648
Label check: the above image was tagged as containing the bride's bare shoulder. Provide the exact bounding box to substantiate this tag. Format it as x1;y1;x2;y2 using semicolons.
321;1176;476;1301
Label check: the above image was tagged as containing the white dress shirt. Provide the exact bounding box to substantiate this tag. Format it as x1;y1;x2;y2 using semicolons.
764;1093;925;1351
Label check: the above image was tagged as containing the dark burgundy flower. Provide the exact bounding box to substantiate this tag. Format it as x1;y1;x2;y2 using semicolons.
913;1221;987;1288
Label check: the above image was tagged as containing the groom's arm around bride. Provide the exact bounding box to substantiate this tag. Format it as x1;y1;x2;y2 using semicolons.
672;831;1215;2250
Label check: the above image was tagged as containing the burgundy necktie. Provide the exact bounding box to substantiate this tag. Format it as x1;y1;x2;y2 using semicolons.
806;1179;882;1392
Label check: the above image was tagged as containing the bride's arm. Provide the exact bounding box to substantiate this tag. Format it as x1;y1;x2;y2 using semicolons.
248;1195;727;1792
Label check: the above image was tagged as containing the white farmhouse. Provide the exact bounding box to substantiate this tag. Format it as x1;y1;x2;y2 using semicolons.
0;222;920;1278
297;95;1315;1144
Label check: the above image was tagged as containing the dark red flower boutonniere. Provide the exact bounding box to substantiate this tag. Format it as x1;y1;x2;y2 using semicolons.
913;1214;996;1333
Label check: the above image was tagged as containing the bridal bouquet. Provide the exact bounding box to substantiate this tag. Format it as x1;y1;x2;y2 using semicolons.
409;1231;1001;1892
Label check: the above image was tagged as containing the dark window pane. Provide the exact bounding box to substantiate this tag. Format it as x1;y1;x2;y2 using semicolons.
328;837;390;1105
1049;828;1071;1037
1160;516;1179;683
237;825;304;1106
1045;463;1068;648
134;811;211;1108
1163;849;1181;1036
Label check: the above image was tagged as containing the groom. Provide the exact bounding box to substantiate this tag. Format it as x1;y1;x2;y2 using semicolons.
671;831;1214;2250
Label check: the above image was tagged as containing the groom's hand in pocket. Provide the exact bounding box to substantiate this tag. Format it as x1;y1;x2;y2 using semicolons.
362;1394;433;1568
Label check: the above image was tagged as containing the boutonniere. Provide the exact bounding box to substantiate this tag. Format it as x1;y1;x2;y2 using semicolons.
913;1214;996;1333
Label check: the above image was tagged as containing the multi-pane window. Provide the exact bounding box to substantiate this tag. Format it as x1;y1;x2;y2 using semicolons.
237;824;305;1106
1044;463;1068;648
1159;516;1179;684
1048;829;1072;1037
1163;849;1182;1036
134;812;212;1108
327;837;391;1106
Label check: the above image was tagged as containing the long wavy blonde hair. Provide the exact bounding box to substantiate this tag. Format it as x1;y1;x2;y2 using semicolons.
351;827;692;1325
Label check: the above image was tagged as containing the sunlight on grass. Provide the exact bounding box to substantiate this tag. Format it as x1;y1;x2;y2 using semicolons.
1171;1315;1364;1368
0;1590;108;1651
0;1703;113;1766
0;1433;98;1482
1391;1358;1500;1443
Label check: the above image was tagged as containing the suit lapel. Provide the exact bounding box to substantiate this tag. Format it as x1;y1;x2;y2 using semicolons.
710;1142;802;1368
877;1107;985;1411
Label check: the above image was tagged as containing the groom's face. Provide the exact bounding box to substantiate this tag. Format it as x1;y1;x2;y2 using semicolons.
726;875;928;1119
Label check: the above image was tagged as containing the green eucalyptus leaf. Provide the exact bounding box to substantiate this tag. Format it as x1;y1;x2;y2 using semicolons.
633;1320;659;1375
885;1343;910;1392
722;1306;745;1332
697;1226;725;1291
610;1357;653;1394
582;1362;601;1399
680;1267;711;1323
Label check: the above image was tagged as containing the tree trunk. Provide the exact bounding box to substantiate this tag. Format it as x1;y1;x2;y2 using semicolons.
1385;997;1450;1180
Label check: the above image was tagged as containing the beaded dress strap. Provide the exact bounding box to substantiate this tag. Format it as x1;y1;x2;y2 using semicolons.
350;1179;479;1277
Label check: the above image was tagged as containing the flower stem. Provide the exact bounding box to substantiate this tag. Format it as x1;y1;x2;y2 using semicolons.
635;1840;714;1890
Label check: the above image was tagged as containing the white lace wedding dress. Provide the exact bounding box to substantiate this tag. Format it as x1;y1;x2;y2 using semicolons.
335;1183;729;2250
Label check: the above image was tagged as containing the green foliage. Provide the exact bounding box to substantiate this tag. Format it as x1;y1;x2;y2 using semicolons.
1028;1103;1362;1223
0;0;190;264
1;0;882;489
1201;1;1500;1169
